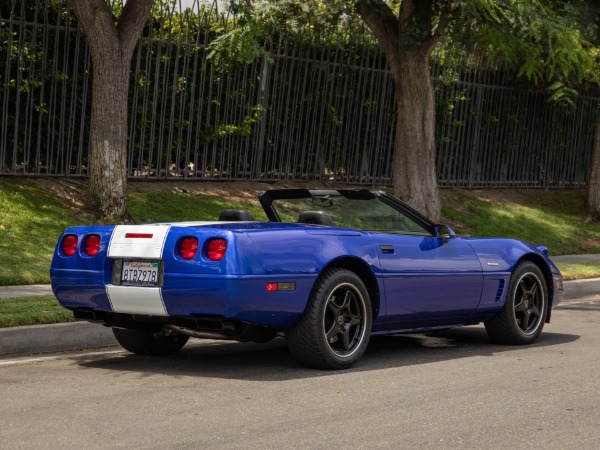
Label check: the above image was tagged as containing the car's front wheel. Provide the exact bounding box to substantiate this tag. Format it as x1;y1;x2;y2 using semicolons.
286;268;372;370
112;327;189;356
485;261;548;345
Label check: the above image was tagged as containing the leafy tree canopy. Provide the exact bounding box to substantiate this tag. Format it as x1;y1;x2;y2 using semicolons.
207;0;599;101
449;0;599;101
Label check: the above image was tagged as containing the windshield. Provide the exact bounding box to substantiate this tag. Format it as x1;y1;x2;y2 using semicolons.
271;194;432;235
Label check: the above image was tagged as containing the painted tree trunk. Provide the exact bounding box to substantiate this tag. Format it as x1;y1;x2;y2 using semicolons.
390;53;441;222
584;116;600;222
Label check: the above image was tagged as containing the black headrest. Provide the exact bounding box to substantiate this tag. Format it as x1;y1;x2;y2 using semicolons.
218;209;254;221
297;211;334;226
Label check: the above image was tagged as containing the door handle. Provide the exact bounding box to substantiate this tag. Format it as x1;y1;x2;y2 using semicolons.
380;245;394;254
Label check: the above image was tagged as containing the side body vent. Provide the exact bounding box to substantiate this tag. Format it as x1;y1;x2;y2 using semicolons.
480;276;510;307
495;279;506;303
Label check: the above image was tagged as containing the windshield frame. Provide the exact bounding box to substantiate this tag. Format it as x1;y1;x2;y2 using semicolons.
258;189;435;235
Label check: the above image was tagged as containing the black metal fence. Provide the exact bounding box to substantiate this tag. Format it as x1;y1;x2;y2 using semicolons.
1;0;597;187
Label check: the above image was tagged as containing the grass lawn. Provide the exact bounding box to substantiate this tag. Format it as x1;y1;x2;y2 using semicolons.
554;261;600;281
0;296;76;327
0;178;88;285
442;190;600;256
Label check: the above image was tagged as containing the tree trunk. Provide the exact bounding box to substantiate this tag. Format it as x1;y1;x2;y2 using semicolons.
68;0;152;221
584;115;600;222
87;59;130;220
390;52;441;222
356;0;446;222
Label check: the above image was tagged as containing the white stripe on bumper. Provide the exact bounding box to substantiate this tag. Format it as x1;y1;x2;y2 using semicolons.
108;225;171;259
106;285;168;316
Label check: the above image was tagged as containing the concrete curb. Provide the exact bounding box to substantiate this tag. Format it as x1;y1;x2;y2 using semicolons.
0;322;117;357
0;278;598;358
563;278;600;300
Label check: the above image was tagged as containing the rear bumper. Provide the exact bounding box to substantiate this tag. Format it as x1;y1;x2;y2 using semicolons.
51;269;316;329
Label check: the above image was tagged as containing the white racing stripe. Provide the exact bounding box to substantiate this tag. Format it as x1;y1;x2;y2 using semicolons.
108;224;171;259
106;285;168;316
107;225;171;316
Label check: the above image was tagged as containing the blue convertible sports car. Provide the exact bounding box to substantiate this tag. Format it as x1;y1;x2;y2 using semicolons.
50;188;564;369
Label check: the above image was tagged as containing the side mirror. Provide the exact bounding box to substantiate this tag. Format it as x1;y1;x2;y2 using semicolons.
312;196;333;207
434;224;456;243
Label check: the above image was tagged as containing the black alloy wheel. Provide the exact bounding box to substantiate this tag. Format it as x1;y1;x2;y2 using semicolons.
323;282;367;357
286;268;372;370
513;272;545;335
485;261;548;345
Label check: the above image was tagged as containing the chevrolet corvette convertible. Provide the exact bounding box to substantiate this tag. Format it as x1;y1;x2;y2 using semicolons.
50;188;564;369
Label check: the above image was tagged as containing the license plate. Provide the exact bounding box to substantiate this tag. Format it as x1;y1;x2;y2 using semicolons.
121;260;160;286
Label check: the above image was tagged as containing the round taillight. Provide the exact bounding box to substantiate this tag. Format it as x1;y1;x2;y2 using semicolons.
62;234;78;257
84;234;101;257
207;238;227;261
180;237;199;260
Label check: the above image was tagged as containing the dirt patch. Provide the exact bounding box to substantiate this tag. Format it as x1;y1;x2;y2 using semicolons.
127;180;274;205
30;178;589;224
33;178;79;200
31;178;98;221
441;188;536;207
32;179;381;215
581;238;600;250
33;178;86;204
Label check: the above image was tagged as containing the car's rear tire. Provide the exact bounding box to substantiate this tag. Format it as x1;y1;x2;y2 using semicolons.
286;268;372;370
485;261;548;345
112;327;189;356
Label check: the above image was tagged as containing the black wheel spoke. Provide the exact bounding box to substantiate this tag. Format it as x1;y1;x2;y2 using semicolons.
519;309;531;331
514;299;526;313
339;291;352;310
349;314;361;327
339;330;351;351
327;303;340;317
518;281;528;298
528;283;538;297
326;322;342;342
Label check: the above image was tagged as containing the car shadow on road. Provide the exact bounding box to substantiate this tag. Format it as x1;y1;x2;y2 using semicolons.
76;326;580;381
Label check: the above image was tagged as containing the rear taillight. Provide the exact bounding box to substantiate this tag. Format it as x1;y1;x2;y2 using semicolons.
207;238;227;261
62;234;78;256
84;234;101;257
180;237;199;260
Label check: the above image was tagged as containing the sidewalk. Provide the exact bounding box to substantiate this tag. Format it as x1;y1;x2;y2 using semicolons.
0;284;53;299
552;254;600;263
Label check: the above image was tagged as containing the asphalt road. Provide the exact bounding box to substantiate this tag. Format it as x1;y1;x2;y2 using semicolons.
1;297;600;449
